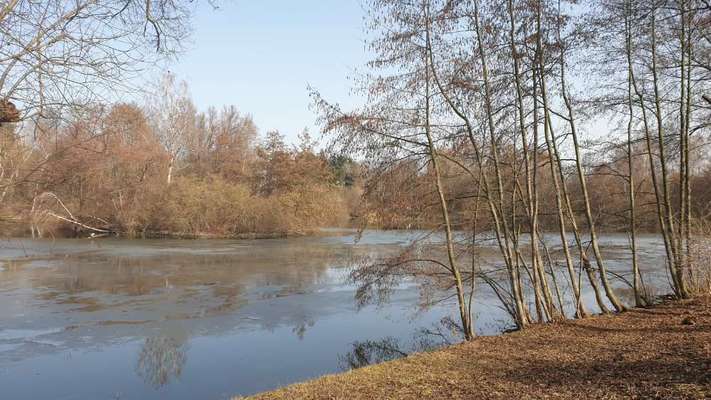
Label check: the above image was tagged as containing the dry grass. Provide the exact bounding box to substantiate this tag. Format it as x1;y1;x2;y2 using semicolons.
244;296;711;400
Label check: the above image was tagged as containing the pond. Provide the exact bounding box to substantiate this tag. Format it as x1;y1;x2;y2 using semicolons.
0;230;669;399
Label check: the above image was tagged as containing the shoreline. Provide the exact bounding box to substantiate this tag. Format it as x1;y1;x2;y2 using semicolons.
241;296;710;400
3;226;664;241
1;227;360;240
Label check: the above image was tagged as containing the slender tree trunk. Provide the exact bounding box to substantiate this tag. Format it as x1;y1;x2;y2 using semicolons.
678;0;689;293
625;8;644;306
167;155;174;185
426;10;528;328
468;169;485;327
507;0;572;319
683;7;693;288
678;0;693;291
651;10;688;297
627;8;679;299
532;5;609;313
423;5;473;340
474;0;554;321
550;0;625;312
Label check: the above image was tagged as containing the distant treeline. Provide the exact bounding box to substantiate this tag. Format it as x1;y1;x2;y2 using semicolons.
2;69;710;239
0;74;361;238
362;147;711;233
3;91;710;237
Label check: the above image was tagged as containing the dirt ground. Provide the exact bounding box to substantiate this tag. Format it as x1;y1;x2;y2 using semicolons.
244;296;711;399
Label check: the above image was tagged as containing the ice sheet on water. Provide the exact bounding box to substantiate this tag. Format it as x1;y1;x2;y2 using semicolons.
0;327;63;341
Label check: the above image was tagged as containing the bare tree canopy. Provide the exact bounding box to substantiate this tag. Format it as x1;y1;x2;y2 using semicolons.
312;0;711;337
0;0;201;121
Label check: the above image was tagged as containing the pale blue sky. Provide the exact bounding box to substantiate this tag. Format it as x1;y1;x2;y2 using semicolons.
170;0;368;143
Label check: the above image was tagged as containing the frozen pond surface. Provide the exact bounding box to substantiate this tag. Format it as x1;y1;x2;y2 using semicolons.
0;231;669;399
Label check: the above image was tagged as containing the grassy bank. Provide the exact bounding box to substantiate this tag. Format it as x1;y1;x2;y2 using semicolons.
243;296;710;400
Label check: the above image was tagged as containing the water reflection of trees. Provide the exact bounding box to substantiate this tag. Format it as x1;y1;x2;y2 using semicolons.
291;317;315;340
29;242;344;316
338;337;408;370
136;334;189;388
338;316;463;371
30;244;339;296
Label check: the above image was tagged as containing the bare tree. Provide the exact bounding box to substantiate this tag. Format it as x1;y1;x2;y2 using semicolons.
145;72;197;185
0;0;198;120
0;0;207;218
